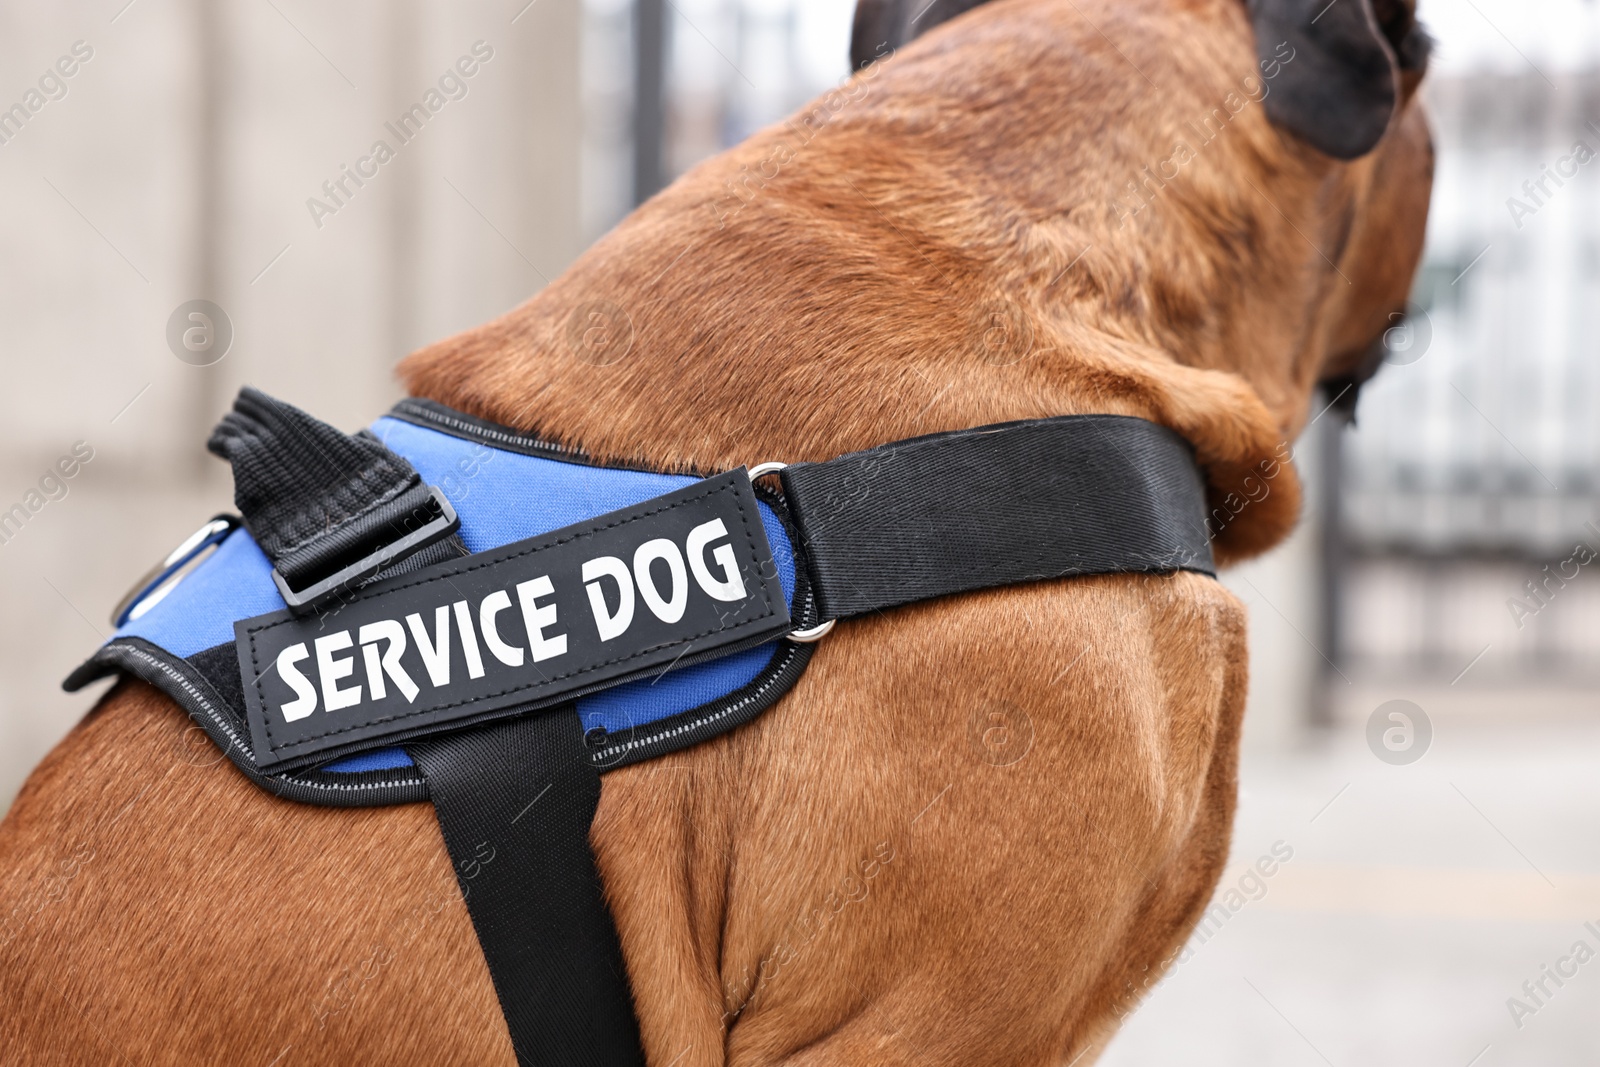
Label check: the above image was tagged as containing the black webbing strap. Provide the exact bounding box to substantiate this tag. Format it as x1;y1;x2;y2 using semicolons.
778;414;1214;620
207;389;644;1066
207;386;462;596
407;714;646;1067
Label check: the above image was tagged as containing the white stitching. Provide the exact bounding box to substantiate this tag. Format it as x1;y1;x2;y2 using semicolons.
102;643;427;792
591;643;802;762
391;402;575;456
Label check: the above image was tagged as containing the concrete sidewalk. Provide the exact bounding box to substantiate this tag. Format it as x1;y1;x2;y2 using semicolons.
1102;708;1600;1066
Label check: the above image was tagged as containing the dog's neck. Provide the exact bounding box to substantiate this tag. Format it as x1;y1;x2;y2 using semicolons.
402;0;1347;560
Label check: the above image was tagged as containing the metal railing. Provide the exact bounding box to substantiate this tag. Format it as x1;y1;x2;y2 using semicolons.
1344;71;1600;560
1339;70;1600;682
581;0;852;237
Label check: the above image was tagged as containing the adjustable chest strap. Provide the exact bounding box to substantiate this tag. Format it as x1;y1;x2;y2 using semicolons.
407;714;644;1065
777;412;1214;621
209;391;646;1066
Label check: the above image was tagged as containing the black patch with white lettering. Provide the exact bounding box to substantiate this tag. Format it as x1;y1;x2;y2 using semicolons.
236;470;790;772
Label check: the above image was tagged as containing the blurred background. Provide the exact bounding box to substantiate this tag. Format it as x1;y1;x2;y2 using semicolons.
1;0;1597;1062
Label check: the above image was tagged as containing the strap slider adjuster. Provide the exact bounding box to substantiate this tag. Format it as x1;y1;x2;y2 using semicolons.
271;485;460;616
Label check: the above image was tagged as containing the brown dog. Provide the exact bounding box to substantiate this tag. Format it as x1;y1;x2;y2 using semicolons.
0;0;1433;1062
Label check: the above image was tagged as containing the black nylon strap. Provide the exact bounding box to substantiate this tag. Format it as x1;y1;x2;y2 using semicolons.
207;387;452;590
778;415;1214;620
407;713;646;1067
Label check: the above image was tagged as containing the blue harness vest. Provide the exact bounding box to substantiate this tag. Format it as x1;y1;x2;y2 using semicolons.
71;400;815;804
66;390;1216;1064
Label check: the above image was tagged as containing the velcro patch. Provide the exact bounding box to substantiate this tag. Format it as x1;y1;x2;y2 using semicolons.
236;471;790;771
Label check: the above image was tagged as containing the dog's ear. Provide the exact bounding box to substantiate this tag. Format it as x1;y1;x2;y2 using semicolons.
850;0;995;71
1248;0;1407;160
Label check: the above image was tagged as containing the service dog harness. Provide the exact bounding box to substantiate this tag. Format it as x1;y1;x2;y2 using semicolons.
67;389;1215;1064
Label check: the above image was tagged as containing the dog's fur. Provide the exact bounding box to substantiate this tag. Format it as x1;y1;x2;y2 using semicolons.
0;0;1432;1062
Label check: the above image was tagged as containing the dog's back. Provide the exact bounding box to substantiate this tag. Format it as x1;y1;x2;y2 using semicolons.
0;0;1431;1062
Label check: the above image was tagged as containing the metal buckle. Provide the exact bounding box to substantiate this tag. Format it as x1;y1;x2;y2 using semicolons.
112;515;242;627
272;485;460;616
747;462;835;644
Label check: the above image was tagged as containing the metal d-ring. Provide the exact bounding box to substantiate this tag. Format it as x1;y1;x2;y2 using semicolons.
112;514;241;627
786;619;836;643
747;461;788;481
746;461;834;644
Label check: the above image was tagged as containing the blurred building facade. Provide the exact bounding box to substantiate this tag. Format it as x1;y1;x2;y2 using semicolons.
0;0;584;809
